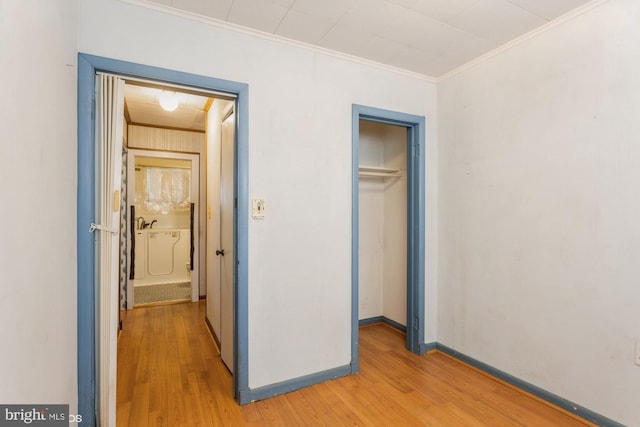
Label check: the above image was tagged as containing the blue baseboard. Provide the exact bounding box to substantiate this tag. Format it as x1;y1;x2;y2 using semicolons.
244;364;352;403
359;316;384;326
234;337;622;426
436;344;624;427
359;316;407;333
421;341;437;353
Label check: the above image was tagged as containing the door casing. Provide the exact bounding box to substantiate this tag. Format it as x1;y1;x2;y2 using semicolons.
351;104;426;373
77;53;250;426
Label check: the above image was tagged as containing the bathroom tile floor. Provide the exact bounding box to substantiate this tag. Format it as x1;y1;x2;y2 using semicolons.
134;282;191;306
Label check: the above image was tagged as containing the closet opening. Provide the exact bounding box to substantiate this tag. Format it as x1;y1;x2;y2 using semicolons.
358;120;408;331
351;105;426;373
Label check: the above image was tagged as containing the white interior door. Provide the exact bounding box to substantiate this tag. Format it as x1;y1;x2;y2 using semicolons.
219;109;235;372
95;73;125;427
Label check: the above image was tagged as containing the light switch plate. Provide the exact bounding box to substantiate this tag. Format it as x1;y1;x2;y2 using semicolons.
252;198;265;219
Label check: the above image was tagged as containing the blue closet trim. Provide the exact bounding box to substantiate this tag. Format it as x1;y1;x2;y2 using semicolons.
351;104;427;371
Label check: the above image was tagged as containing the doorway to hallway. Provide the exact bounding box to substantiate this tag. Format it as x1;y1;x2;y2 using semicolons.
77;53;250;426
116;301;233;426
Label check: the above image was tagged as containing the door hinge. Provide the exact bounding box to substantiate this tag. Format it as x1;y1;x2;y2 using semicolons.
234;198;238;208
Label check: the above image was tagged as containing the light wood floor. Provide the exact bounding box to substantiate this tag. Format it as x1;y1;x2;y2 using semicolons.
117;301;594;427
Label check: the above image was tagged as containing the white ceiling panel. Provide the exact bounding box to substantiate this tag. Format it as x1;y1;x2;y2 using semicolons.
448;0;546;45
426;35;496;74
507;0;590;20
266;0;296;8
408;0;480;23
355;36;408;64
380;8;476;54
446;32;497;61
289;0;356;22
317;23;372;56
227;0;290;33
275;9;335;44
385;0;420;9
170;0;233;20
141;0;594;77
392;45;440;75
414;55;457;78
124;84;210;132
378;8;444;50
336;0;409;36
429;24;496;55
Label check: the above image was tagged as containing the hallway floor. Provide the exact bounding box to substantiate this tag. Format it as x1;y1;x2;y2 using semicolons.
117;301;593;426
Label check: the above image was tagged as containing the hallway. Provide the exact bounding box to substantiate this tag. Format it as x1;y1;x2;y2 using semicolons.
117;302;235;425
117;302;593;426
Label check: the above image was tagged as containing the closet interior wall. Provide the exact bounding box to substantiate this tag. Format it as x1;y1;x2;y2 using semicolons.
358;120;407;327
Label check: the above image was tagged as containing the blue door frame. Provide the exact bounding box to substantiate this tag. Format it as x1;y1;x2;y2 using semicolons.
77;53;250;426
351;104;426;373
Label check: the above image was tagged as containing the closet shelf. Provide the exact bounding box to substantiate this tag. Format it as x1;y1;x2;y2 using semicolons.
358;166;403;178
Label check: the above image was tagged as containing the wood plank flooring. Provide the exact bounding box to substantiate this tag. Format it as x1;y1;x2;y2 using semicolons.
117;301;594;426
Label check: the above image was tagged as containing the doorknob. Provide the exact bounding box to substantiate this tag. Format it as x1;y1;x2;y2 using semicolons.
216;249;225;256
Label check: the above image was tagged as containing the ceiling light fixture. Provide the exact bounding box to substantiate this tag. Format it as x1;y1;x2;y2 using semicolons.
159;91;179;112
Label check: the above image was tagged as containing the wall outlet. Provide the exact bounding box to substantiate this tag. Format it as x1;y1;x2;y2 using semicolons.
635;341;640;366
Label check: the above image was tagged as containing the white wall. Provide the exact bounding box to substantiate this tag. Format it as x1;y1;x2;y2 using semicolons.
438;0;640;425
78;0;438;389
0;0;78;414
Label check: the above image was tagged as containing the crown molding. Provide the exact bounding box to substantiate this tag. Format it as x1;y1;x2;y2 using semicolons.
117;0;438;84
118;0;610;85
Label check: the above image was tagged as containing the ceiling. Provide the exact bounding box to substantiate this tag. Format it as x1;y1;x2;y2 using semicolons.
143;0;593;78
124;83;211;131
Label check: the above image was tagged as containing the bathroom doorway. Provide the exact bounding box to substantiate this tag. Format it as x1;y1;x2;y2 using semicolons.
126;150;200;307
